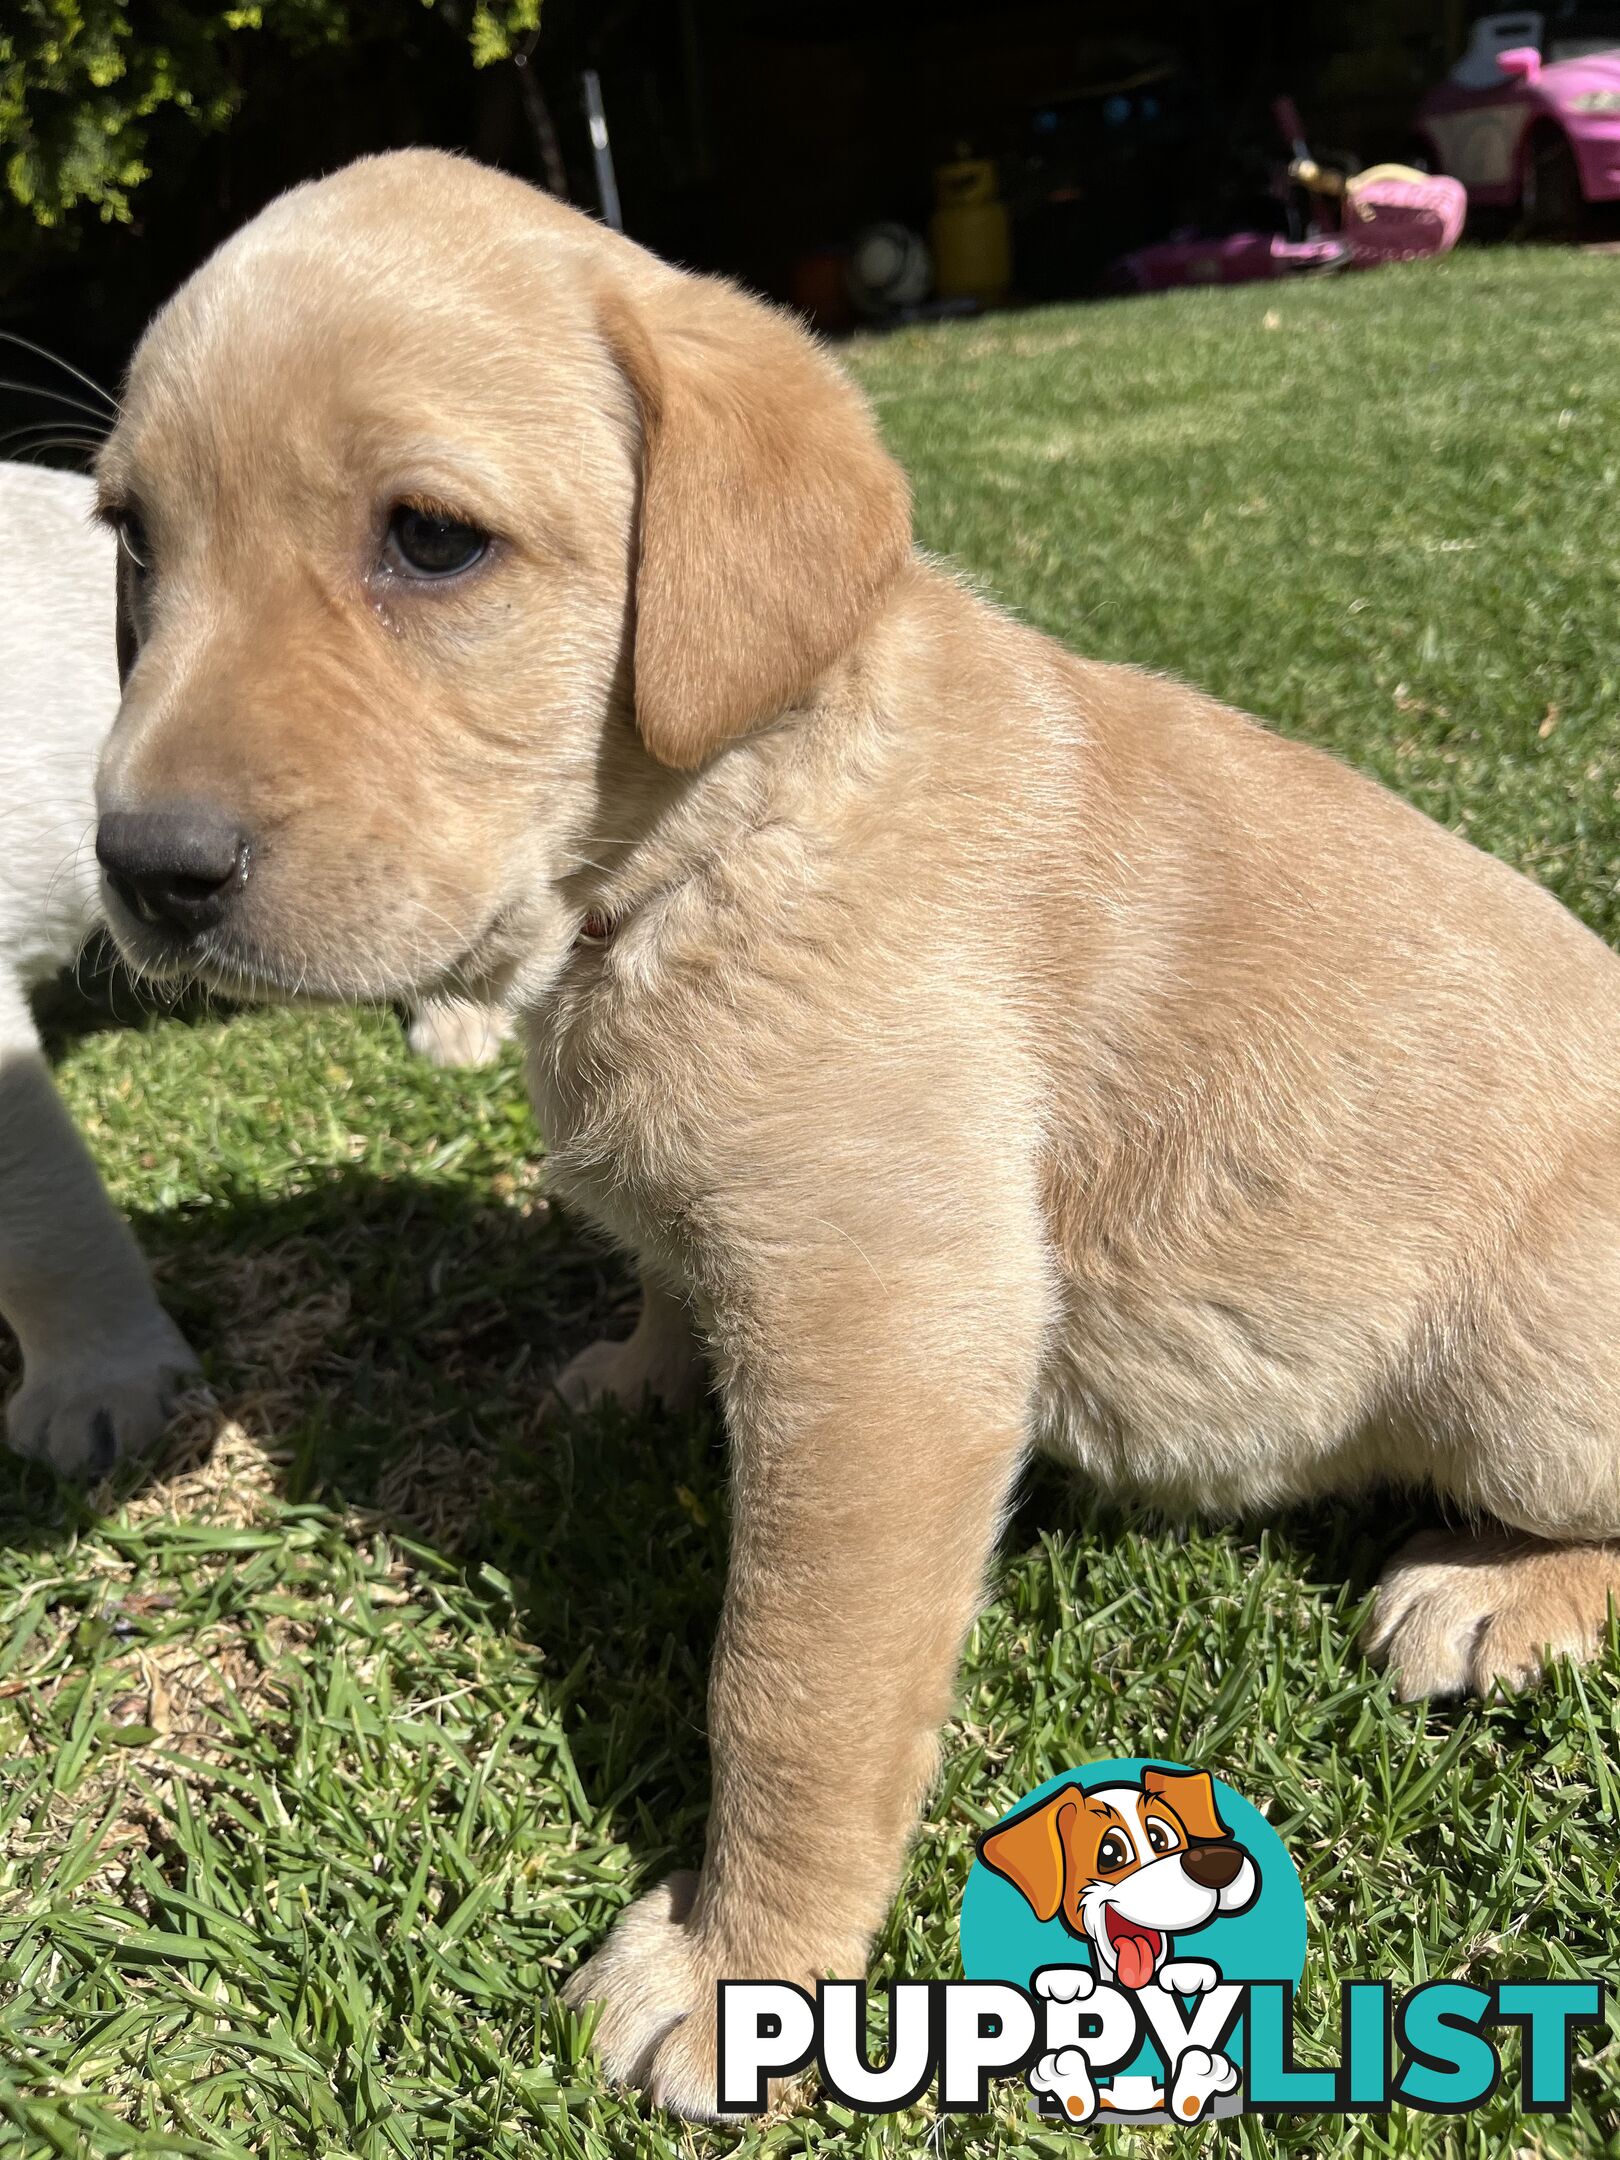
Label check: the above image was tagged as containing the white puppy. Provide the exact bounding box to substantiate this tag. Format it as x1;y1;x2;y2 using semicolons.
0;459;511;1475
0;461;195;1472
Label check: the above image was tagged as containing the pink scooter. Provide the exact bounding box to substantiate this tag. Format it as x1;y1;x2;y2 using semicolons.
1118;98;1466;293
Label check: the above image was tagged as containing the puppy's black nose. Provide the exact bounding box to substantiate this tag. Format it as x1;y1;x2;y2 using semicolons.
1181;1842;1245;1891
97;806;250;936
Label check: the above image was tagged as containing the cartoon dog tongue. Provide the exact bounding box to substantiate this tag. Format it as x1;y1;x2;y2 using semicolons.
1105;1910;1162;1989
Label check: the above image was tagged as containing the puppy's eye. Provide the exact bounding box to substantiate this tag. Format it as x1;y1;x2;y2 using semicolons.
1098;1832;1131;1871
1145;1820;1175;1854
384;505;489;578
116;512;151;576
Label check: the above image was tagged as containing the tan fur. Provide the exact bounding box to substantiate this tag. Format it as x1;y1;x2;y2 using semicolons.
1365;1528;1620;1694
598;282;911;766
94;149;1620;2118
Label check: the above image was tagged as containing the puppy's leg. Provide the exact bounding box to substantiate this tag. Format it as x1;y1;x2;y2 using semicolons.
0;990;195;1476
566;1239;1040;2117
1369;1194;1620;1697
552;1270;704;1413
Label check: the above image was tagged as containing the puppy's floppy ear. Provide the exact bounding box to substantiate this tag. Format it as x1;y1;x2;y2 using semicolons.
1141;1766;1231;1845
599;272;911;769
977;1788;1080;1922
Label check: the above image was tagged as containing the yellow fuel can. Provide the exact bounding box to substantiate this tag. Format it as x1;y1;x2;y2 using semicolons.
929;155;1011;307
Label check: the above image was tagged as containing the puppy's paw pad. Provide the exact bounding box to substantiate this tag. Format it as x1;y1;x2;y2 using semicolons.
1159;1960;1219;1995
1366;1529;1618;1699
1035;1963;1097;2003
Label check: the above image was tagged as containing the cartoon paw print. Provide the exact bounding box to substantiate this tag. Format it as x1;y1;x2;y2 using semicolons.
1029;2047;1099;2124
1169;2046;1240;2122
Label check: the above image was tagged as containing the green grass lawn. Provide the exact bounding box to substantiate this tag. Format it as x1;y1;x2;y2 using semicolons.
5;247;1620;2158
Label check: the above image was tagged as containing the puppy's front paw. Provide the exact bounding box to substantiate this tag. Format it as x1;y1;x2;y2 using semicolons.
564;1873;732;2119
551;1330;699;1415
406;997;512;1069
6;1317;197;1478
552;1336;648;1414
1366;1528;1620;1699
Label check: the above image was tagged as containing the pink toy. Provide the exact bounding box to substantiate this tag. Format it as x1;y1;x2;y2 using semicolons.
1322;165;1468;267
1417;10;1620;227
1115;92;1464;297
1119;232;1347;292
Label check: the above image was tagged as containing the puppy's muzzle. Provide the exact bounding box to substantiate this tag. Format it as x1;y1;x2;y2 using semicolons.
1179;1841;1246;1891
97;804;252;938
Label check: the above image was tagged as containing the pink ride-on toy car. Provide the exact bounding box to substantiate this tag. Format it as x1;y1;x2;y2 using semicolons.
1115;95;1465;295
1417;9;1620;233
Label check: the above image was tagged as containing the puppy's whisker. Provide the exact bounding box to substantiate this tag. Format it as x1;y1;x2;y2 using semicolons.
0;431;106;468
554;852;623;879
39;820;101;921
0;378;115;428
0;332;121;415
0;421;106;453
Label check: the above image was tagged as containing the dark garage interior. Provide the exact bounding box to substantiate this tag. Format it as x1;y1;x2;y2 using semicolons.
3;0;1496;392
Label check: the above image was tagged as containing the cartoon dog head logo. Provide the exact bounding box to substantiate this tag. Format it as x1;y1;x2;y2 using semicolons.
977;1765;1260;1990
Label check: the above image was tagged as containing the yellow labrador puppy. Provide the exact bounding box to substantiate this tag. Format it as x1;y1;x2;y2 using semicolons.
93;150;1620;2114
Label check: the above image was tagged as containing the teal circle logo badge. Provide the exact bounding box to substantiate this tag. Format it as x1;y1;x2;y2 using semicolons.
960;1758;1306;2124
